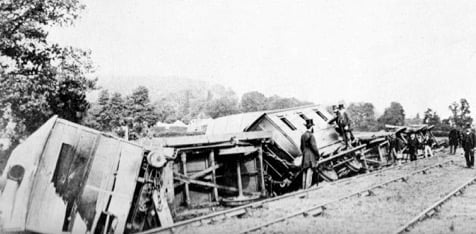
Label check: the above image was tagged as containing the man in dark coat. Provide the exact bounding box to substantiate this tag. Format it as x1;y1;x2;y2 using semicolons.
448;128;460;155
461;124;476;168
328;104;354;147
407;132;419;161
301;119;320;189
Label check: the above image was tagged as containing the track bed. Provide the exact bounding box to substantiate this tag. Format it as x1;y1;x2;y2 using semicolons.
170;151;457;234
264;157;474;233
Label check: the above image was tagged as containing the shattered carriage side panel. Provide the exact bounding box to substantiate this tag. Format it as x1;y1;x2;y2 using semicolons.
248;116;299;159
26;121;99;233
76;135;122;233
0;116;57;232
107;142;143;233
1;116;146;233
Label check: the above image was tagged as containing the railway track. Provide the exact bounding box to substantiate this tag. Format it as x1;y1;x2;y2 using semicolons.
141;152;453;234
251;155;474;234
397;171;476;234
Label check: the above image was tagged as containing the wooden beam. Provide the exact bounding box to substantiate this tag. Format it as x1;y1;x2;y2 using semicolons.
219;146;258;155
181;152;190;206
173;164;222;188
317;144;366;166
360;149;369;172
173;174;254;195
209;151;219;202
236;159;243;197
263;158;283;178
163;131;274;147
364;158;384;164
257;146;266;197
331;158;354;168
377;145;384;163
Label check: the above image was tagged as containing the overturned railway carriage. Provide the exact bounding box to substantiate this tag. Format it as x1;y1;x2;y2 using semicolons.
141;132;273;212
0;117;170;233
206;105;393;193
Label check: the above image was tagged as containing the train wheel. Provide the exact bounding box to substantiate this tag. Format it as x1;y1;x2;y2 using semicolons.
318;168;338;182
346;158;363;172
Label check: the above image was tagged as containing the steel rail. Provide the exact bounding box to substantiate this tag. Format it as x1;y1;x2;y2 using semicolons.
240;159;454;234
393;174;476;234
138;155;451;234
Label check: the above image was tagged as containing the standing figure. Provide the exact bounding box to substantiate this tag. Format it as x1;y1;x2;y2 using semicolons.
423;133;435;158
461;124;476;168
300;119;320;189
407;132;419;161
328;104;354;147
448;128;460;155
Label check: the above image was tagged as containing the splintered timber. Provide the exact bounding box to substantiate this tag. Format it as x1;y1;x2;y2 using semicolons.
0;105;441;233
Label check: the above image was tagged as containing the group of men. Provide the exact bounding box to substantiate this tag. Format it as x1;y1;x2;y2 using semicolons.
299;102;476;190
404;131;436;161
449;124;476;168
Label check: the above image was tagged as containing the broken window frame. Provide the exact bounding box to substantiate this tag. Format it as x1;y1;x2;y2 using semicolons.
278;116;297;131
313;109;328;122
297;112;308;121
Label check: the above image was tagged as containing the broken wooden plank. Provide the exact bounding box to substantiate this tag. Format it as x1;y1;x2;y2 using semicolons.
181;152;191;206
219;146;258;155
173;164;222;188
163;131;273;147
209;151;219;202
317;144;366;166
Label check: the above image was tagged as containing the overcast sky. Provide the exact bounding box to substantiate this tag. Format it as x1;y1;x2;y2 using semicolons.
49;0;476;119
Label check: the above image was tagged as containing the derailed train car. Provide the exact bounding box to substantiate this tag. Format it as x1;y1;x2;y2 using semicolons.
0;116;171;233
206;105;394;194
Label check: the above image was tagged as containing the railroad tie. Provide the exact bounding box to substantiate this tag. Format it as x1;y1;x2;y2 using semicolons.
303;207;324;217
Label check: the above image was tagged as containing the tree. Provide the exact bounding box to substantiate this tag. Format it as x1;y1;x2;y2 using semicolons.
448;98;473;127
108;92;126;133
205;96;240;118
405;113;423;126
124;86;159;139
423;108;441;126
240;91;267;112
154;99;179;123
82;89;110;131
378;102;405;126
0;0;95;144
265;95;312;110
346;102;378;131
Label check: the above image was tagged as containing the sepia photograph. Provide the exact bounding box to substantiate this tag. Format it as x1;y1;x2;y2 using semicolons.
1;0;476;233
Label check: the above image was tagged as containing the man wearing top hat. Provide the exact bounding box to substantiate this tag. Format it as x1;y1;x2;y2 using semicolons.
300;119;320;189
328;103;354;147
461;123;476;168
448;127;460;155
407;131;419;161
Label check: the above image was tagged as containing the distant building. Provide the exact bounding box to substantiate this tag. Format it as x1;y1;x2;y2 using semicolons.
169;120;188;132
154;120;188;133
187;118;213;133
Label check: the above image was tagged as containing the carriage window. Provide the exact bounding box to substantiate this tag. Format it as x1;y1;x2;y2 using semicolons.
280;117;297;130
314;109;328;121
298;113;308;121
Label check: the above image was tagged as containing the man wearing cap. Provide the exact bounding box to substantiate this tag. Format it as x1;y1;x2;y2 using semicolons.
301;119;320;189
461;124;476;168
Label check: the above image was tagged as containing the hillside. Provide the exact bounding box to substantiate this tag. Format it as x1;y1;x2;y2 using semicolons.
88;75;233;102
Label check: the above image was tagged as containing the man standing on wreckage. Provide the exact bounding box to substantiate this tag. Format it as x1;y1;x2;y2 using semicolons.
301;119;320;189
328;103;355;147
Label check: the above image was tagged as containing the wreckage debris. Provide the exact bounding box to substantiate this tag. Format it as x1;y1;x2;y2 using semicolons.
0;106;442;233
